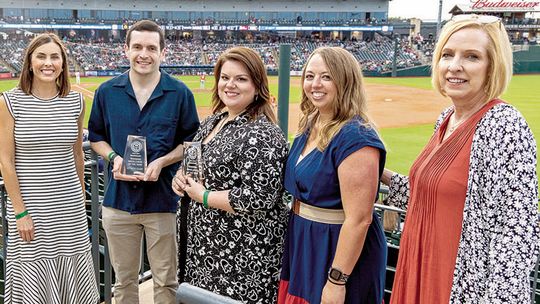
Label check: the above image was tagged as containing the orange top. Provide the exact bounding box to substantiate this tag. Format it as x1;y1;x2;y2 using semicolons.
390;100;502;304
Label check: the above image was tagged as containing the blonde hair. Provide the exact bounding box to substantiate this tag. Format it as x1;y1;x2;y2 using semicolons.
19;33;70;97
298;47;372;150
431;15;513;103
211;47;276;123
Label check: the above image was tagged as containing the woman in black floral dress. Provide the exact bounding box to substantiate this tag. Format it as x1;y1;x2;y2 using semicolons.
172;46;288;303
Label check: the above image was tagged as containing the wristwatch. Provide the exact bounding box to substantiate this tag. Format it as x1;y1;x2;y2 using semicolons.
328;267;349;284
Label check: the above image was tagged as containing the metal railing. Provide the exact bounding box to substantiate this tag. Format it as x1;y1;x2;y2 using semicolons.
84;143;113;303
0;143;152;304
176;283;242;304
374;186;540;304
83;142;152;303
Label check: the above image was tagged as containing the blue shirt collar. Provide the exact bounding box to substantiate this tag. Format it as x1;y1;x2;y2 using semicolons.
113;69;178;103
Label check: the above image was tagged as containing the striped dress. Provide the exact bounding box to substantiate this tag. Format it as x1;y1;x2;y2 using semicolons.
2;88;99;304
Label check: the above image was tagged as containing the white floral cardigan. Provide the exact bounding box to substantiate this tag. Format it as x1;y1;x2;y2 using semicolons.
387;103;540;304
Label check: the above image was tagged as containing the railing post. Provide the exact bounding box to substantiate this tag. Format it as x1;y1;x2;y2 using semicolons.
278;43;291;136
104;241;112;303
89;147;101;290
102;158;112;303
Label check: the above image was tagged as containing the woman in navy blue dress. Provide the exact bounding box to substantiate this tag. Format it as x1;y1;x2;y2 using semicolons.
278;47;387;304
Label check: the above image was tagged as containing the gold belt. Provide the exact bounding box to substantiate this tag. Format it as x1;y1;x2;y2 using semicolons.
292;199;345;225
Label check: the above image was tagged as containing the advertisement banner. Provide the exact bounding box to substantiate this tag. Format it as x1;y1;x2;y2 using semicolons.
469;0;540;12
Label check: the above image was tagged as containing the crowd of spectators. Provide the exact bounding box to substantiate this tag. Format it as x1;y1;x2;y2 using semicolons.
0;40;25;72
204;42;278;69
1;15;387;27
67;42;127;70
290;36;422;73
411;33;435;63
0;34;424;75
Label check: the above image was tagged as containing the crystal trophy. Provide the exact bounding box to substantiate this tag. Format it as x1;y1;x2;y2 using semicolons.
182;141;204;182
123;135;147;175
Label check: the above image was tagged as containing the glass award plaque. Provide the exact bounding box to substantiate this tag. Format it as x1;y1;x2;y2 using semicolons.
123;135;147;175
182;141;204;182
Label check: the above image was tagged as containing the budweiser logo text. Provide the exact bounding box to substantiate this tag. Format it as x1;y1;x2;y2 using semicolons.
471;0;540;9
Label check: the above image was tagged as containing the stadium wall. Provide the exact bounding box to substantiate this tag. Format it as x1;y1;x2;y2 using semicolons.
380;65;432;77
0;0;389;13
515;61;540;74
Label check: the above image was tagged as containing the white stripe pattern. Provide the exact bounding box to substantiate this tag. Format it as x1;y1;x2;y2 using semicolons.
3;88;99;304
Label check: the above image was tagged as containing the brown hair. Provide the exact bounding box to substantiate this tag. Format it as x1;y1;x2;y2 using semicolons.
298;47;373;150
211;47;276;123
126;19;165;51
19;33;70;97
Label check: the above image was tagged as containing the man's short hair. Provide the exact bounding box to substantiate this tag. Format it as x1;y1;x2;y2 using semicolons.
125;20;165;51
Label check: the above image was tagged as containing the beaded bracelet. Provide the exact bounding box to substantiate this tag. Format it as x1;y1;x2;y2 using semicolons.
15;210;29;220
202;190;210;208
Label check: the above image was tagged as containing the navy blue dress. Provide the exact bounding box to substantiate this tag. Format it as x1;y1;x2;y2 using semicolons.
279;117;387;304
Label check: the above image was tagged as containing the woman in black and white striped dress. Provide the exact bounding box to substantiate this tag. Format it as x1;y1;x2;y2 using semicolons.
0;33;99;303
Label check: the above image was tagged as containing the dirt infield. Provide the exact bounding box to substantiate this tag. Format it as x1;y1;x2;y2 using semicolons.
363;83;451;128
73;82;451;133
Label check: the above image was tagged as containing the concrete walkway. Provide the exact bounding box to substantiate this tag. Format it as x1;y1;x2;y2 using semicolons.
104;279;154;304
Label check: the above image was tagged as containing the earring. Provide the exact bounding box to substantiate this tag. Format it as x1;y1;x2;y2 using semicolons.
29;67;33;72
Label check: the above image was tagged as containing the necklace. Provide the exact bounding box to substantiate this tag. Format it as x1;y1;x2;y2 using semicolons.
448;118;465;133
447;110;476;134
447;99;488;135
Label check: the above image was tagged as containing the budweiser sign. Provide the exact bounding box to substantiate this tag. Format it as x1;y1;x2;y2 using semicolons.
470;0;540;11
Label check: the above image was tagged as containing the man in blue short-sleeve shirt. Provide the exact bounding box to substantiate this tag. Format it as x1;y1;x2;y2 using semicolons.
88;20;199;304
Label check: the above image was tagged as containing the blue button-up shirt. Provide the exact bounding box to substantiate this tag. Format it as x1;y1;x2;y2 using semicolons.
88;70;200;213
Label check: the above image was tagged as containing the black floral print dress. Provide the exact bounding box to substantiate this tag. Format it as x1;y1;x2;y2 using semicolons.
178;112;289;303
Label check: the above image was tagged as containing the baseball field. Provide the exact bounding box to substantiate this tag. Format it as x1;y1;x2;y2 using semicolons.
1;75;539;176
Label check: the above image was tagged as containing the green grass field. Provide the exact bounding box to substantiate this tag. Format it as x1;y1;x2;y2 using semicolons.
1;75;539;176
376;75;540;175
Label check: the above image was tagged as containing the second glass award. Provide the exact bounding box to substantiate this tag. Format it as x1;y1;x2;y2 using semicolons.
182;141;204;182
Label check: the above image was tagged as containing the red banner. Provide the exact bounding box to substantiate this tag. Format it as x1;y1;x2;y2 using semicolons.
0;72;12;79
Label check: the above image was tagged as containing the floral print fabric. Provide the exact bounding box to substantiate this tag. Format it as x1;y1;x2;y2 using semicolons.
179;112;289;303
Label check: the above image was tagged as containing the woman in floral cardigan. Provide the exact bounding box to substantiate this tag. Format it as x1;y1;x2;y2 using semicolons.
382;14;539;303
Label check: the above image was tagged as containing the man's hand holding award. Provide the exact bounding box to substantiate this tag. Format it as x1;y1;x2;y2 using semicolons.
111;135;148;182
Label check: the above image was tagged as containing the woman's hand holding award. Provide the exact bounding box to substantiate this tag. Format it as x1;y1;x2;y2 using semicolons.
182;141;204;182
